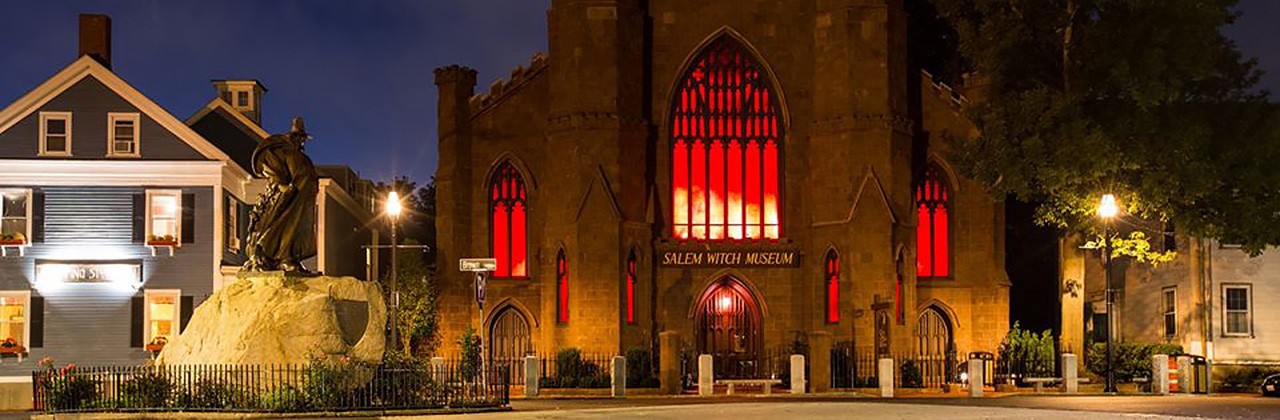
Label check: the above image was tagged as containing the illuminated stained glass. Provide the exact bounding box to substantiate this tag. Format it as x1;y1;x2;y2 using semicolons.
825;250;839;324
625;251;636;325
490;163;528;278
672;38;782;241
916;165;950;277
557;249;569;324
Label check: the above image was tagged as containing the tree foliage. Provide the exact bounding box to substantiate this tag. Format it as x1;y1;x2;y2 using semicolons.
374;177;440;355
926;0;1280;254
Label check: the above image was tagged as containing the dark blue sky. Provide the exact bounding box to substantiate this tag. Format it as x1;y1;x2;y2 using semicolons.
1;1;1275;185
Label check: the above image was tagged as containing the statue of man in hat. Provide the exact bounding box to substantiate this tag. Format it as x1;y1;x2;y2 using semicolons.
243;117;318;273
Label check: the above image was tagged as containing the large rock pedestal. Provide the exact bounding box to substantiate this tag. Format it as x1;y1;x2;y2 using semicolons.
158;272;386;366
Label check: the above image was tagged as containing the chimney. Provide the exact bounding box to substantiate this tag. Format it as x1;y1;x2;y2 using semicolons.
212;80;268;125
79;14;112;69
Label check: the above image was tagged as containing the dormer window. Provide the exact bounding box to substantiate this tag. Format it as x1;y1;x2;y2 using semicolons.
108;113;139;157
38;112;72;156
236;91;250;108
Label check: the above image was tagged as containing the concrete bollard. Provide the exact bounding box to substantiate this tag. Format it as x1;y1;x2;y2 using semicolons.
698;354;714;396
877;358;894;397
968;359;984;397
790;354;806;394
524;355;539;397
1177;356;1192;394
612;355;626;397
1062;353;1078;394
1152;354;1170;395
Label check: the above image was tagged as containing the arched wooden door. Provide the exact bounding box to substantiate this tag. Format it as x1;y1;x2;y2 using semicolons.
488;306;532;363
695;276;762;378
915;306;956;387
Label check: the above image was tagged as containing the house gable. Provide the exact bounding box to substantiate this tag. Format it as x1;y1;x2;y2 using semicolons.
187;100;265;174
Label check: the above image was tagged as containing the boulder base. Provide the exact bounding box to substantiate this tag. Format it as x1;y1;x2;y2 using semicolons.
158;272;386;366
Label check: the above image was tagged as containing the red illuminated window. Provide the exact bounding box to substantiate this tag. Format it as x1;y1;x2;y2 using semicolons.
490;163;528;278
824;250;839;324
556;249;569;324
671;38;782;241
916;165;950;277
625;250;637;325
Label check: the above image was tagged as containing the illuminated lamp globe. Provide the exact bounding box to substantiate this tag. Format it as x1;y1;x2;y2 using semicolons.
1097;194;1119;219
386;191;402;219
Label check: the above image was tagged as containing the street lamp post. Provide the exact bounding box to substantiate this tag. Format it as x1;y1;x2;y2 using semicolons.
1098;194;1119;394
386;190;403;350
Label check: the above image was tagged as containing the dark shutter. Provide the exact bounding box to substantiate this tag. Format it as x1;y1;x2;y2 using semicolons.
181;193;195;244
32;190;45;243
29;296;43;348
132;193;145;242
1163;222;1177;252
180;295;194;333
130;296;144;348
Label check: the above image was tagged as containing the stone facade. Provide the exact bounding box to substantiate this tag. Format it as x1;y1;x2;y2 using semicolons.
433;0;1009;364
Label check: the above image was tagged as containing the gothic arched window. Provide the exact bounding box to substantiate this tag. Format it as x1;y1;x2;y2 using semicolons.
916;164;950;277
671;37;783;241
490;162;528;278
825;249;840;324
556;249;569;324
625;250;637;325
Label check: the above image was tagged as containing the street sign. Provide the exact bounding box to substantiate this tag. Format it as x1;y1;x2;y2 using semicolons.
459;258;498;272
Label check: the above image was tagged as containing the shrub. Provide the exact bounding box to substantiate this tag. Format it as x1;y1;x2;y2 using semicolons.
900;360;923;388
1086;342;1182;382
540;348;608;388
369;352;436;407
458;327;483;382
1218;367;1280;392
119;369;173;408
999;322;1056;382
625;347;659;388
175;379;247;409
260;385;307;412
39;364;98;411
303;359;350;410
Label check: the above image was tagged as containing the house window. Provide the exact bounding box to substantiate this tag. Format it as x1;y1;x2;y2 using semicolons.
38;112;72;156
824;250;839;324
625;250;636;325
0;190;31;243
489;163;528;278
236;91;250;108
671;37;783;241
146;190;182;244
0;291;29;348
144;289;180;344
916;164;950;277
556;249;569;324
1163;287;1176;338
107;113;140;156
1224;284;1252;336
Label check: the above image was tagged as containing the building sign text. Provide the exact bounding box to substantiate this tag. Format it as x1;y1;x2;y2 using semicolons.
659;250;800;268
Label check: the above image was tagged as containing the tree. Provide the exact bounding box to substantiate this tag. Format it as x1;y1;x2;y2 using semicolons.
927;0;1280;254
374;177;440;354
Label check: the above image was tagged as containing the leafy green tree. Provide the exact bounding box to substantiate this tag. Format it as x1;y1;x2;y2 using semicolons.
927;0;1280;254
375;177;440;354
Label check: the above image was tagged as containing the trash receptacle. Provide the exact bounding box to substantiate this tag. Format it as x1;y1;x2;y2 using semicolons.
968;351;995;386
1190;356;1210;394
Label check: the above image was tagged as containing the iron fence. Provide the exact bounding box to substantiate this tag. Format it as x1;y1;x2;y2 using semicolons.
32;362;508;414
537;352;614;388
830;343;959;389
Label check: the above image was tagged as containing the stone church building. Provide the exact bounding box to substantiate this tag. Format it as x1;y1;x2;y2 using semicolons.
432;0;1009;381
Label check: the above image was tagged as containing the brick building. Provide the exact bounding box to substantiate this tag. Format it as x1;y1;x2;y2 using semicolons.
431;0;1009;380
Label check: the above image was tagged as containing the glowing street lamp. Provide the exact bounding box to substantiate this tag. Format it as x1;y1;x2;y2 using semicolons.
1098;193;1120;394
386;190;403;349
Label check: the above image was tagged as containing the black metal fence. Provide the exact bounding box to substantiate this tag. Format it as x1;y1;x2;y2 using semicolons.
830;342;958;389
32;362;509;413
472;352;616;389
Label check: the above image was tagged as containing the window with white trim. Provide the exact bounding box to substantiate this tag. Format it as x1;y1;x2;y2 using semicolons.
236;91;250;108
38;112;71;156
143;289;180;344
1224;284;1252;336
0;291;30;348
0;190;31;244
107;113;139;156
146;190;182;245
1162;287;1176;338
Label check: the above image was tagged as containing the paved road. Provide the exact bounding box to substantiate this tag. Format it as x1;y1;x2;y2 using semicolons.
487;400;1200;419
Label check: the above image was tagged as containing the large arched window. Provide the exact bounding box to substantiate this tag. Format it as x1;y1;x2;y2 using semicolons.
556;249;569;324
625;250;637;325
916;164;950;277
671;37;783;241
824;249;840;324
490;162;528;278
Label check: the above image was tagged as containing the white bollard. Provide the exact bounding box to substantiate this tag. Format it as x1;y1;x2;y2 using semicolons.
1177;356;1193;394
524;355;539;397
612;355;626;397
790;354;806;394
968;359;984;397
1152;354;1169;395
878;358;894;397
698;354;714;396
1062;353;1078;394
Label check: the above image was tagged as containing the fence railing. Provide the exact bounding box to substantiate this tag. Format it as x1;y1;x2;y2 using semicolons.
32;362;509;413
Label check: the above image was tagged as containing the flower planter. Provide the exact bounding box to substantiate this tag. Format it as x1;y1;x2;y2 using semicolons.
145;344;165;353
0;240;26;246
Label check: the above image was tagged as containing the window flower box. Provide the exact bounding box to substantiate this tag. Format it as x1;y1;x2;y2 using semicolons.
0;338;25;359
146;235;178;246
145;336;167;353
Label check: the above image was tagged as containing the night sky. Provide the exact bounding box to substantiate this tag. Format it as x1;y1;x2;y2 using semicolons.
1;1;1276;186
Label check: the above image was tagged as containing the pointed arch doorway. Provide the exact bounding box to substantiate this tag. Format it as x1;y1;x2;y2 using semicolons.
694;276;763;378
915;305;957;387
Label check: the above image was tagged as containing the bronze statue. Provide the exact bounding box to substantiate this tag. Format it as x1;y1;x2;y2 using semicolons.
243;117;318;273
